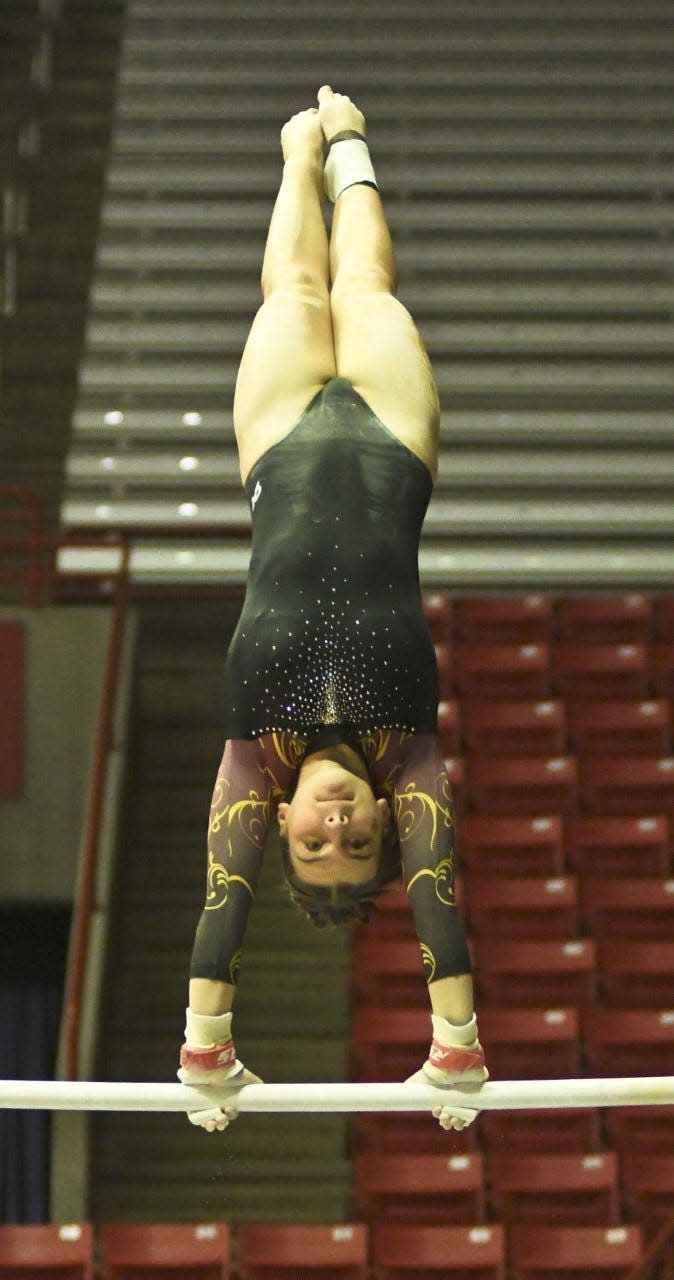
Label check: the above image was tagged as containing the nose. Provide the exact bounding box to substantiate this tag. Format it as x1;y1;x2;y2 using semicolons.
324;809;349;829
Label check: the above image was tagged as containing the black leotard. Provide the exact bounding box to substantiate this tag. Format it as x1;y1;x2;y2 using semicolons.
190;380;471;990
224;377;438;738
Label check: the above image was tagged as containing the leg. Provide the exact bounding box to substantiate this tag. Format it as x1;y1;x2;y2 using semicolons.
317;88;439;479
233;109;337;484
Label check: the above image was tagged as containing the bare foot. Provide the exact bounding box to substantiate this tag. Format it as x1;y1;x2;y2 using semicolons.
317;85;366;145
280;107;325;168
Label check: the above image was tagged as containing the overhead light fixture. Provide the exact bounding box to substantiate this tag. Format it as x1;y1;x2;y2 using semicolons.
104;411;124;425
179;502;199;518
182;411;202;426
179;456;199;471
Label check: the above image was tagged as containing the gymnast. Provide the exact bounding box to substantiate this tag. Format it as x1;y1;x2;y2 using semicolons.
178;86;487;1132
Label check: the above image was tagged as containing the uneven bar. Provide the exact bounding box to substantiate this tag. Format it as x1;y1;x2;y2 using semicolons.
0;1077;673;1113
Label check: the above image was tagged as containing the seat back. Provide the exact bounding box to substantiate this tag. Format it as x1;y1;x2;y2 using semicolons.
475;938;596;1008
509;1225;642;1279
371;1222;506;1279
488;1151;620;1224
354;1152;485;1223
99;1223;230;1279
236;1223;368;1280
0;1224;94;1279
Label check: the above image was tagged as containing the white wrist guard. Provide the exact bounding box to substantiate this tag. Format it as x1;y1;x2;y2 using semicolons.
324;130;378;203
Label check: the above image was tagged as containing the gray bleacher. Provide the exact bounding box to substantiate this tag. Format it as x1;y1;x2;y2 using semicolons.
60;0;674;586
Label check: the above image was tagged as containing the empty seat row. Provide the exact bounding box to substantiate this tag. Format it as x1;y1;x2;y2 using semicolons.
432;638;674;701
0;1219;655;1279
352;935;674;1010
352;1148;674;1229
422;592;674;645
360;875;674;941
350;1004;674;1083
457;815;672;877
352;1104;674;1165
439;753;674;817
437;697;674;757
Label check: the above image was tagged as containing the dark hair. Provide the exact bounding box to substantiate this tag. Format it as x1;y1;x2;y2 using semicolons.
279;817;401;927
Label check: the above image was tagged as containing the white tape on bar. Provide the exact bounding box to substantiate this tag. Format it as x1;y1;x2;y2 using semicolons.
0;1077;673;1113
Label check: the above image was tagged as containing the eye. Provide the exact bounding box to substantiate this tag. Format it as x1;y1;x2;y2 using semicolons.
304;839;323;852
350;839;370;851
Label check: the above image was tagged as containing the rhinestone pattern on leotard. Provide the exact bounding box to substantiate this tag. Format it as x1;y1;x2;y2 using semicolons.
223;378;438;740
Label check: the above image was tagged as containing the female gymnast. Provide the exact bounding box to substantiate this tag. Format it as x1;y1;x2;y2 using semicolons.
178;86;487;1132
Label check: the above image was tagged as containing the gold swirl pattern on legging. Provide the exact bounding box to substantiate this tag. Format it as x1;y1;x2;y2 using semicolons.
209;780;271;856
419;941;437;983
269;730;308;771
397;767;455;906
228;948;243;985
434;857;456;906
205;850;255;911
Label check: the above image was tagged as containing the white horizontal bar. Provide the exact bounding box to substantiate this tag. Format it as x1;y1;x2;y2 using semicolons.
1;1077;673;1114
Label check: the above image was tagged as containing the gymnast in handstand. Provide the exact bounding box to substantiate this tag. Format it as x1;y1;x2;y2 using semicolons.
178;86;487;1131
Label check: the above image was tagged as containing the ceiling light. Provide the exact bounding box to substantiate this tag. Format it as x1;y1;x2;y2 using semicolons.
104;411;124;425
179;456;200;471
179;502;199;518
182;411;202;426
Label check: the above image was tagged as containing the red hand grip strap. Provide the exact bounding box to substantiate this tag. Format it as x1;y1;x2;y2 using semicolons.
179;1040;237;1072
428;1039;485;1074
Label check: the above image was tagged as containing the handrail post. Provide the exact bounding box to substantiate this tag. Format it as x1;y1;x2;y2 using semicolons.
62;540;130;1079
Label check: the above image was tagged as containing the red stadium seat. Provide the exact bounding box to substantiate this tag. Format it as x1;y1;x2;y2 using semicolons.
422;590;453;643
350;1007;429;1082
371;1221;506;1279
354;880;414;941
555;594;653;645
508;1224;642;1279
462;700;565;758
581;876;674;939
475;939;596;1009
580;756;674;815
454;595;552;644
236;1224;368;1280
443;755;466;817
621;1153;674;1229
598;939;674;1007
353;1151;485;1224
350;1110;477;1157
553;643;650;700
488;1151;620;1225
459;816;565;876
480;1109;602;1156
655;596;674;641
350;937;427;1007
465;701;565;757
454;642;551;700
465;875;579;939
604;1106;674;1156
567;700;670;758
0;1224;94;1279
468;756;577;815
436;699;461;755
433;642;453;699
583;1008;674;1076
566;816;670;878
98;1224;231;1280
652;642;674;699
478;1007;580;1079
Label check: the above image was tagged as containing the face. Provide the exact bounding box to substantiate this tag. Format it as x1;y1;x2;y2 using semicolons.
277;749;390;887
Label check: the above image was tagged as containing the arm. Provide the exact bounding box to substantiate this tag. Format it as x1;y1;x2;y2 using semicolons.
179;733;298;1129
369;731;487;1128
